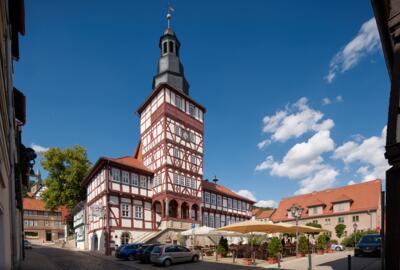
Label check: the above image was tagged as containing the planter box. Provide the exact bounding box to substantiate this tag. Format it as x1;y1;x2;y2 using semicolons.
317;250;324;255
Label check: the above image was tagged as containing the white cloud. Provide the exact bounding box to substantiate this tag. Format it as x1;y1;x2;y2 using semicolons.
236;190;277;208
322;98;331;105
261;97;334;143
236;189;257;201
347;180;356;185
336;95;343;102
325;18;380;83
31;143;49;154
257;139;271;150
255;200;277;208
333;126;388;181
256;130;334;179
295;167;338;195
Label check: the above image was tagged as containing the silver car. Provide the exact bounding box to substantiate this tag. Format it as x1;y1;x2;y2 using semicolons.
150;245;200;266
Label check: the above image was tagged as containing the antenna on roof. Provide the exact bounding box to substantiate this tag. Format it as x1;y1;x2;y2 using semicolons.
212;175;219;184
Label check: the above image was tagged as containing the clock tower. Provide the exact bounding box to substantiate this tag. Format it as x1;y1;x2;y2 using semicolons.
137;11;206;230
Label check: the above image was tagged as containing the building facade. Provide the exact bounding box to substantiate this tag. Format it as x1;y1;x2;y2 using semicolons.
0;0;32;269
82;14;254;255
72;201;86;250
272;180;382;240
23;198;65;243
252;208;276;222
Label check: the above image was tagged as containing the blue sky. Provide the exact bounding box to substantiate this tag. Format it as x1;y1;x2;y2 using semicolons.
15;1;389;207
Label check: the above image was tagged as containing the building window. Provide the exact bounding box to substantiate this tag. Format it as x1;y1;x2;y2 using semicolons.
203;212;209;226
54;221;60;227
338;217;345;223
209;214;215;228
112;168;120;182
122;171;130;184
352;215;359;222
135;205;143;219
163;42;167;54
191;179;196;189
122;204;130;218
204;192;210;204
211;193;216;205
44;211;49;217
24;220;28;226
45;220;50;227
325;218;331;225
189;104;195;117
185;177;191;187
140;176;147;188
190;132;195;143
179;175;185;186
131;173;139;186
312;220;318;224
173;148;180;159
175;125;180;137
233;199;238;209
217;195;222;207
191;155;197;165
173;174;179;185
228;198;232;209
121;232;130;245
175;95;183;110
169;41;174;53
312;207;318;215
215;215;220;228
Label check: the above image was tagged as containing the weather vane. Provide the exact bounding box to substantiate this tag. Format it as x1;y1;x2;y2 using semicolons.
167;1;174;28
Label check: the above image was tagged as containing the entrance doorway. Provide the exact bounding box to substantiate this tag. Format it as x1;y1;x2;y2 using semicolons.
45;230;52;241
92;234;98;251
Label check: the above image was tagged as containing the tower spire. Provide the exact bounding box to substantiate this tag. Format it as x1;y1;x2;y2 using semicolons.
167;3;174;30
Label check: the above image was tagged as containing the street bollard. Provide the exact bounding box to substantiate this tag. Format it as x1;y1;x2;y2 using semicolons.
232;250;236;263
308;252;312;270
347;255;351;270
277;253;281;269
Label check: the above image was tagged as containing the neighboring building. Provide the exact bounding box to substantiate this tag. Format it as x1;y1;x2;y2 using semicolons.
81;13;255;255
201;179;254;228
272;180;382;239
0;0;33;269
252;208;276;222
23;198;66;242
72;201;86;250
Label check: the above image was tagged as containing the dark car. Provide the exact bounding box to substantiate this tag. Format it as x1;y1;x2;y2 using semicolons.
23;240;32;249
136;244;160;263
115;244;127;258
354;234;381;257
118;243;143;260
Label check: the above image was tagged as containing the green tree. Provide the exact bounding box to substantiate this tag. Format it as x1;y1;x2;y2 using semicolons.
267;237;282;258
335;224;346;239
41;145;91;209
298;235;309;254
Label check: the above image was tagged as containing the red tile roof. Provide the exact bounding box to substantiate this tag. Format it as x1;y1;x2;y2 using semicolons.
272;179;382;222
201;180;255;203
252;209;276;219
107;156;153;174
23;198;70;222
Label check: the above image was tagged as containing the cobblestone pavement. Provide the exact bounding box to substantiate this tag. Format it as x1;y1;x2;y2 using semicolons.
21;245;381;270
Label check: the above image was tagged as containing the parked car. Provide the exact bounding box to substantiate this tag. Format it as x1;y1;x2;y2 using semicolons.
23;240;32;249
354;234;381;257
117;243;143;260
115;244;126;258
136;244;160;263
331;244;345;251
150;244;200;266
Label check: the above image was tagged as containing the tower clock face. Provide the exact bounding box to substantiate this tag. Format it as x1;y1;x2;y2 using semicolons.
182;131;189;141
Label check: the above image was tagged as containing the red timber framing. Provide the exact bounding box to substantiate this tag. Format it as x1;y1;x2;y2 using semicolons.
139;84;205;225
83;157;156;255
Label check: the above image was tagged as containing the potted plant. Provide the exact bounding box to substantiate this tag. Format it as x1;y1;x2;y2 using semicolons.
216;245;227;258
322;235;331;253
242;246;253;265
267;237;282;264
298;235;309;257
316;234;327;255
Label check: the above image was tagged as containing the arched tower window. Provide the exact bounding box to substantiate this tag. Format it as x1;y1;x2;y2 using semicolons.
169;41;174;54
163;42;168;54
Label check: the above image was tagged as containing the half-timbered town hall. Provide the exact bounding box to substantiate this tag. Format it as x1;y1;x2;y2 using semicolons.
82;13;255;255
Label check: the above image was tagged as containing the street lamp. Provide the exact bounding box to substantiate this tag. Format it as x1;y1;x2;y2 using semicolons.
290;204;304;256
353;223;358;247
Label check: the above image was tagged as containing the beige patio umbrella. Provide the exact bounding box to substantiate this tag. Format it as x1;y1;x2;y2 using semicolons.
274;222;329;234
216;219;290;234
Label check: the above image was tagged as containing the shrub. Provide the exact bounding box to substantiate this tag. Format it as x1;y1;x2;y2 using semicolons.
316;234;328;250
216;245;226;256
249;235;264;247
335;224;346;239
218;236;229;251
267;237;282;258
341;229;379;247
306;222;322;228
298;235;309;254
